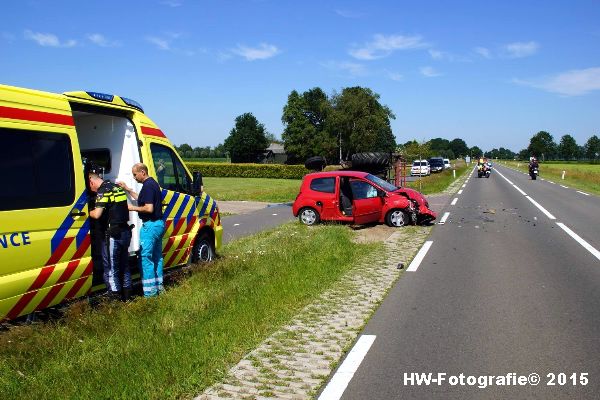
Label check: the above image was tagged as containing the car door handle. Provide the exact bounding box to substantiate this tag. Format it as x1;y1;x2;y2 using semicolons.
70;211;86;217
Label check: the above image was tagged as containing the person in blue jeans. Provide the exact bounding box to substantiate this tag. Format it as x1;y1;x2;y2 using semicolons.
88;172;132;301
118;163;164;297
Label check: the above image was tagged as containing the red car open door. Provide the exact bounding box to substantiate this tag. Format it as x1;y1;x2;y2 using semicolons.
350;179;382;225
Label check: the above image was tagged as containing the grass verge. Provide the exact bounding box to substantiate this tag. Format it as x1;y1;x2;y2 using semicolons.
498;160;600;195
0;223;379;400
204;177;301;203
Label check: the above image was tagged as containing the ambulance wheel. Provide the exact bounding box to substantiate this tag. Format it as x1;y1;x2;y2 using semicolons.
192;231;215;263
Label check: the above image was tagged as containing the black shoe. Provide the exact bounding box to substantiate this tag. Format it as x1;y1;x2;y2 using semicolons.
121;287;132;302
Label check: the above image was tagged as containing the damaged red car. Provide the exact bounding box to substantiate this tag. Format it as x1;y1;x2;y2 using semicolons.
292;171;437;227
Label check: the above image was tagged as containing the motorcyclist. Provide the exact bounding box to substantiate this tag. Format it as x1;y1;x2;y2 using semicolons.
529;157;539;172
528;157;539;179
477;157;489;176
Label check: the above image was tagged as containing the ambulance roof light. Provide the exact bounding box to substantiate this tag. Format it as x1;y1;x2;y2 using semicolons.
86;91;114;102
121;97;144;113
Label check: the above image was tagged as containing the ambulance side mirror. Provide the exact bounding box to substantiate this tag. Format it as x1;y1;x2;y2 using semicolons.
192;171;203;195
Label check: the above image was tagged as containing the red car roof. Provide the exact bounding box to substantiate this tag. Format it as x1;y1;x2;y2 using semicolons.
304;170;370;179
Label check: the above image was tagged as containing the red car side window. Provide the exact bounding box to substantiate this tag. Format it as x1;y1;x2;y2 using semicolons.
310;177;335;193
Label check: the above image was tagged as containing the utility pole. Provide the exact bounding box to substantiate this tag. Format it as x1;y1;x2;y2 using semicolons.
339;132;342;164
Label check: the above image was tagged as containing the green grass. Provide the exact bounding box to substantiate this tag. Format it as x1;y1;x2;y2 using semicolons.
0;223;378;400
499;160;600;195
204;177;302;203
403;159;469;194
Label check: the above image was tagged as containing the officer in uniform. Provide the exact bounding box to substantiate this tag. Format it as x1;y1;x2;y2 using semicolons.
88;172;132;301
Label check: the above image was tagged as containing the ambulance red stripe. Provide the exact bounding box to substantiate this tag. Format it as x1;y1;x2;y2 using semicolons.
57;260;80;284
35;283;65;311
141;126;166;138
64;276;90;300
165;233;189;267
0;105;74;126
47;236;75;266
6;291;37;320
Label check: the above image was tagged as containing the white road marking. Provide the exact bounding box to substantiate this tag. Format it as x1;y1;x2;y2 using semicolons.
451;198;458;206
547;180;556;184
526;196;556;220
556;223;600;261
318;335;376;400
458;189;463;194
272;213;278;216
407;241;434;271
234;223;240;226
438;212;450;224
560;185;568;189
513;185;527;196
462;184;466;188
577;191;590;196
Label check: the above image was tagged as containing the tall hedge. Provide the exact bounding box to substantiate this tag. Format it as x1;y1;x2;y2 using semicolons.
186;162;310;179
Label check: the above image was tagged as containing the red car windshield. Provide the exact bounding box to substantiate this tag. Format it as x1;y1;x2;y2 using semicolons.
366;174;398;192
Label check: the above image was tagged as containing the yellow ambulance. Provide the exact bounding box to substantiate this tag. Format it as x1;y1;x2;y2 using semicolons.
0;84;222;321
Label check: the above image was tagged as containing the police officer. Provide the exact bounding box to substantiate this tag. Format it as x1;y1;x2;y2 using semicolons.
88;172;132;301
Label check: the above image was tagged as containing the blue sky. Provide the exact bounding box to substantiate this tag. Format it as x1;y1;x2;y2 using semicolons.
2;0;600;153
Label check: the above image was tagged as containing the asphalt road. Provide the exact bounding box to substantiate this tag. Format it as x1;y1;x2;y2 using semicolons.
327;164;600;399
220;203;295;244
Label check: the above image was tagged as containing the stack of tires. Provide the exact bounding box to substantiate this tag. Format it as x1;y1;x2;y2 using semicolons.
350;152;391;177
304;156;327;171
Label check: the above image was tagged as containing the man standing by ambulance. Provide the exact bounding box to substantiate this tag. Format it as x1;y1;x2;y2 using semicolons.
88;172;132;301
118;163;165;297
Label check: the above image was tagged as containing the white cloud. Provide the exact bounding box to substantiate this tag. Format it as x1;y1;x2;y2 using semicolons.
349;34;428;60
387;71;404;81
428;49;444;60
146;36;171;50
232;43;279;61
160;0;183;7
420;66;442;77
514;67;600;96
322;61;367;77
504;41;539;58
335;9;363;18
87;33;120;47
474;46;491;59
24;30;76;47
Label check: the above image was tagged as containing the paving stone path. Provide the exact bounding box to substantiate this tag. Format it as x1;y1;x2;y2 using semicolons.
197;226;432;400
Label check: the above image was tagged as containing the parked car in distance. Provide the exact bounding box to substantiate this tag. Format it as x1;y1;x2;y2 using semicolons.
443;158;451;169
293;171;437;227
429;157;445;173
410;160;431;176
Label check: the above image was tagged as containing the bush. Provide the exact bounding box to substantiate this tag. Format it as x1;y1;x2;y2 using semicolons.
186;162;309;179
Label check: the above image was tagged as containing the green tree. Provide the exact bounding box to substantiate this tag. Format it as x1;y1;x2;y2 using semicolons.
440;149;455;159
214;143;226;158
518;148;529;160
470;146;483;158
265;132;282;144
557;134;579;160
527;131;556;160
176;143;193;158
449;138;469;158
398;140;432;160
330;86;396;160
584;135;600;159
224;113;269;163
281;88;336;164
428;137;451;155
